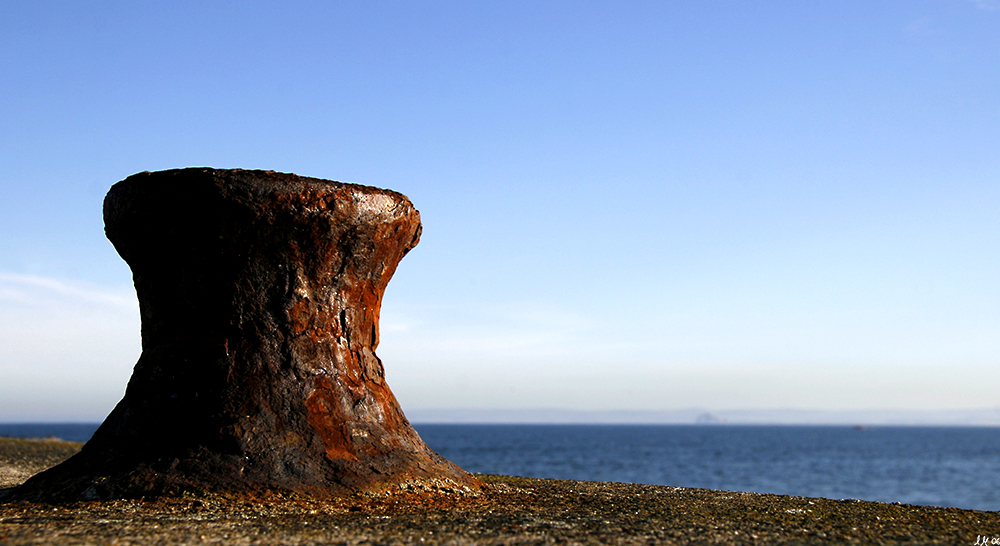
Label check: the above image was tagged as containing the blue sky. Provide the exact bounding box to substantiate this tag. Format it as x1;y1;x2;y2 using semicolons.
1;1;998;421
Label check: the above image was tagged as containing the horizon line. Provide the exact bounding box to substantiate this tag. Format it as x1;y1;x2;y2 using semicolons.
4;407;1000;427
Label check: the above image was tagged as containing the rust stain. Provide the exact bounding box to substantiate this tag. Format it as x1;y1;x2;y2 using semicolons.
305;376;358;462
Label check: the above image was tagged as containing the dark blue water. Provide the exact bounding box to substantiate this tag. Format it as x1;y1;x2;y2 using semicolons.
414;424;1000;512
4;423;998;511
0;423;99;443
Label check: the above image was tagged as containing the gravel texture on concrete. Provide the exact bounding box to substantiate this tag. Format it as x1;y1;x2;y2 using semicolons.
2;436;998;545
0;438;83;490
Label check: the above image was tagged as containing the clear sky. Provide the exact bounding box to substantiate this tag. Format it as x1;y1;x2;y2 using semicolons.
1;1;998;421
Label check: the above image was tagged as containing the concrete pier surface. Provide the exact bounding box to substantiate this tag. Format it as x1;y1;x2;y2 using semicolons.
2;437;998;545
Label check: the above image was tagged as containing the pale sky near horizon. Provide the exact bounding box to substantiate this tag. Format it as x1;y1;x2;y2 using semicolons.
1;1;998;421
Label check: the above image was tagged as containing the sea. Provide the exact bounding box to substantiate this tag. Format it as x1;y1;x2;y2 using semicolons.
2;423;998;512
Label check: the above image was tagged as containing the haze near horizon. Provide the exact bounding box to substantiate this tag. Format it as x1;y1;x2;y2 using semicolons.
1;1;998;422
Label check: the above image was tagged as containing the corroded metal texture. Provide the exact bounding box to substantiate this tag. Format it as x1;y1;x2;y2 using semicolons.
8;168;479;501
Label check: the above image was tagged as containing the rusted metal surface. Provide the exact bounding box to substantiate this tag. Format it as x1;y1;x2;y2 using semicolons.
5;168;479;501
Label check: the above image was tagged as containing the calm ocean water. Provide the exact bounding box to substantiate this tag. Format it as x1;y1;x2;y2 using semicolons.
415;424;1000;512
3;423;998;511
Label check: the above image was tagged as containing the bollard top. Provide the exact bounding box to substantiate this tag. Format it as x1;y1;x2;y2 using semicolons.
103;167;421;267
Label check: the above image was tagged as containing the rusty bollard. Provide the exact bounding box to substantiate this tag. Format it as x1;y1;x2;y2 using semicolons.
7;168;478;501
